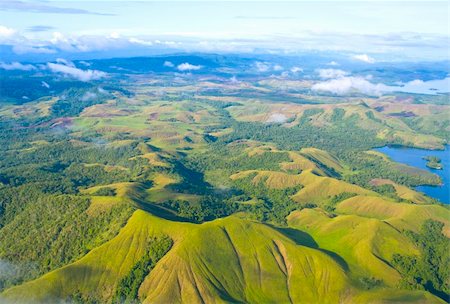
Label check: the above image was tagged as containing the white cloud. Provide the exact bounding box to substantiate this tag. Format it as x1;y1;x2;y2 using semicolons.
50;32;68;45
290;66;303;73
177;62;202;71
98;87;108;94
0;22;446;61
230;76;240;83
109;32;120;39
352;54;375;63
407;79;423;86
0;61;36;71
0;25;446;61
312;76;389;96
313;75;450;96
78;61;91;67
81;91;97;101
47;62;107;82
12;45;56;54
128;37;153;46
41;81;50;88
255;62;288;73
163;61;174;67
316;68;349;79
255;61;270;72
56;58;75;67
273;64;283;71
327;61;339;66
0;25;16;38
267;113;288;123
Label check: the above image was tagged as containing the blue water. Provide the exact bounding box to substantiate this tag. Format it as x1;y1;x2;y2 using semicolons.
374;145;450;204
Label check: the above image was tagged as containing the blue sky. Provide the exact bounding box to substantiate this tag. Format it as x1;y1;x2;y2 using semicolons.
0;1;448;60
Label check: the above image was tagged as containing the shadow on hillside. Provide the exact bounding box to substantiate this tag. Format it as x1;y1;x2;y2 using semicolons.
274;227;318;248
272;226;349;271
167;160;214;195
317;248;349;271
127;179;199;223
135;200;196;223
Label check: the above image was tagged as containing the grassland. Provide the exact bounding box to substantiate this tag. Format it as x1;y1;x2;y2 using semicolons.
288;208;419;286
336;195;450;237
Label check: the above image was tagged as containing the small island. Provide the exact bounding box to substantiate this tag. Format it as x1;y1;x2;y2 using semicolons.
423;156;443;170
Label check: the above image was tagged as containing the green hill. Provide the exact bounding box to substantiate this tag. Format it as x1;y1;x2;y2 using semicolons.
336;195;450;236
288;208;418;286
2;210;444;304
291;170;375;204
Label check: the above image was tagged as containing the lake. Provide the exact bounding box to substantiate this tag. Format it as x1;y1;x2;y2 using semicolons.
390;77;450;95
374;145;449;204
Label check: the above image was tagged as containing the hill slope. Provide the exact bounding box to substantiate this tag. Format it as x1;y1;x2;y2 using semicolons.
1;210;444;304
288;208;418;286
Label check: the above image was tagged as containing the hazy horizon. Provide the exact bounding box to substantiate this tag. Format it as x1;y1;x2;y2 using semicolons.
1;1;449;61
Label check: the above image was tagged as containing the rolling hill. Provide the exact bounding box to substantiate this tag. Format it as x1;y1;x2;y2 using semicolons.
1;210;444;304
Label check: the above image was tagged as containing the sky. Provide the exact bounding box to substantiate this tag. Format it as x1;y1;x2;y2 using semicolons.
0;1;449;60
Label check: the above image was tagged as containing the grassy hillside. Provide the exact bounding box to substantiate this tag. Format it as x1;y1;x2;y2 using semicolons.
288;209;418;286
299;147;344;174
336;195;450;236
1;210;443;304
369;178;433;204
230;170;304;189
291;170;375;204
0;211;176;303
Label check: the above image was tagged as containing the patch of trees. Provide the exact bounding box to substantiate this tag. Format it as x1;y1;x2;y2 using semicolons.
368;184;409;203
231;174;302;225
113;236;173;303
166;160;213;195
0;185;134;291
323;192;357;213
423;156;443;170
65;291;100;304
220;119;384;154
50;87;110;117
162;196;238;223
0;140;145;194
93;187;117;196
359;277;383;290
392;220;449;301
189;147;290;174
402;116;450;142
365;111;383;123
342;152;441;188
